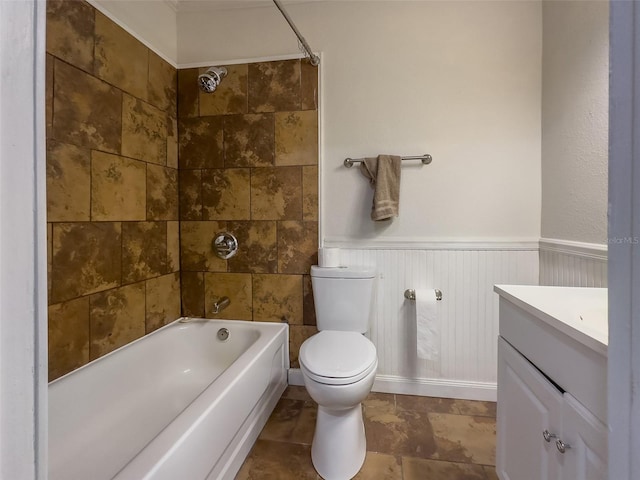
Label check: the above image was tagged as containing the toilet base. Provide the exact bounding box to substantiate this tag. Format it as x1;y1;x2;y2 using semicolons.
311;404;367;480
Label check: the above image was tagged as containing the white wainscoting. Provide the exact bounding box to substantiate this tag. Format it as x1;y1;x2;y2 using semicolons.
539;238;608;287
314;240;540;401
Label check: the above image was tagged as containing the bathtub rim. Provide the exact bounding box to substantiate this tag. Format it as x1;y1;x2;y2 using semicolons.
48;317;287;386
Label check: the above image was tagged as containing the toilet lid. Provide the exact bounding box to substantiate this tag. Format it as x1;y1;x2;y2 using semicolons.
299;331;377;380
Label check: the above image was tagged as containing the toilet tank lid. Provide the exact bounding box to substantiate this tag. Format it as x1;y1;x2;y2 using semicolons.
311;265;376;279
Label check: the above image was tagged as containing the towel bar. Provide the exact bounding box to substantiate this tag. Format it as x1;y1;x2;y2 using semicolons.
404;289;442;301
344;154;433;168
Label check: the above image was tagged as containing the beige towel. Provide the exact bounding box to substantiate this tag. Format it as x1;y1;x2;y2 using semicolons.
359;154;402;221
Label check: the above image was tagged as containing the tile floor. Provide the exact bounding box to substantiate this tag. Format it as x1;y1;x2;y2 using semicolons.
236;386;498;480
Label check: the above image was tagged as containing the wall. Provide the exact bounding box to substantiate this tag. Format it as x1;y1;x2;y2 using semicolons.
178;0;543;241
0;1;48;474
177;1;542;398
88;0;178;65
539;239;607;287
46;0;180;381
177;59;319;367
341;247;538;399
541;0;609;245
540;0;609;286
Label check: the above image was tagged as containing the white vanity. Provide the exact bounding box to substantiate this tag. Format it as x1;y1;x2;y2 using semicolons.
494;285;608;480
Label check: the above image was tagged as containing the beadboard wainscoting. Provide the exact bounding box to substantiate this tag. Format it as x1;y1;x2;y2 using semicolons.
289;241;539;401
539;238;608;287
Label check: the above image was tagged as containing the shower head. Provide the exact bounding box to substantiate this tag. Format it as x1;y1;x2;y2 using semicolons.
198;66;228;93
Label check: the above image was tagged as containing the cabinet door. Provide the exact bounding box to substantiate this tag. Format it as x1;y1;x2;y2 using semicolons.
559;393;607;480
497;337;564;480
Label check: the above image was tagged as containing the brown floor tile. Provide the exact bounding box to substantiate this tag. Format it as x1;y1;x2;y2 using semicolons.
353;453;402;480
259;398;316;445
429;413;496;466
396;394;458;415
402;457;487;480
235;440;319;480
281;385;313;402
483;465;499;480
364;403;438;459
238;391;497;479
363;392;396;415
453;399;497;418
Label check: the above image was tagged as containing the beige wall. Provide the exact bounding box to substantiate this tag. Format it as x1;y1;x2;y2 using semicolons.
178;1;543;242
541;0;609;245
46;0;180;380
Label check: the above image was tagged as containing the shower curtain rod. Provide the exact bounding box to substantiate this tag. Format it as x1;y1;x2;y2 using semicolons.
272;0;320;66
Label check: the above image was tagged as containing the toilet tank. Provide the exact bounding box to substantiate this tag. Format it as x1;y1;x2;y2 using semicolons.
310;266;376;333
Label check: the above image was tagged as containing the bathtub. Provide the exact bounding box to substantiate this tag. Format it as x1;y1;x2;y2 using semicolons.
49;319;289;480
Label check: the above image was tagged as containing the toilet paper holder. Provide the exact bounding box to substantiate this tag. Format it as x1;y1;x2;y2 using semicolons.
404;289;442;301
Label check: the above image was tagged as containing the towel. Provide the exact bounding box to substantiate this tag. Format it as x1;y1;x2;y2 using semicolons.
415;289;440;361
359;155;402;221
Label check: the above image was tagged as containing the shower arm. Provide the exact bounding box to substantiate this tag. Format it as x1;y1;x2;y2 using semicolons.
272;0;320;66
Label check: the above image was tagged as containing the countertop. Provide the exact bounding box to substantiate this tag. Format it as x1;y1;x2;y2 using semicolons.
494;285;608;356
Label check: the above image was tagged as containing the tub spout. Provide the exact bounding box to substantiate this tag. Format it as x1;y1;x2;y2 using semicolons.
212;296;230;314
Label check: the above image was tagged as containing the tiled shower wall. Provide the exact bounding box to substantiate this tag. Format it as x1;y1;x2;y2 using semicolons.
46;1;180;380
177;60;319;367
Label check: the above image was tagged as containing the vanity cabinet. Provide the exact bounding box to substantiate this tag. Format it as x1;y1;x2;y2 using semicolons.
561;393;607;480
498;337;562;480
497;338;607;480
494;285;608;480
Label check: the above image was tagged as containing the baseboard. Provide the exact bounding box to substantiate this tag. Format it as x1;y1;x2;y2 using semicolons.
373;375;497;402
288;368;305;386
288;369;496;402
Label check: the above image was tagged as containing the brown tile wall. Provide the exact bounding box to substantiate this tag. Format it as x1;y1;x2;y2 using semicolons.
178;60;319;367
46;0;179;381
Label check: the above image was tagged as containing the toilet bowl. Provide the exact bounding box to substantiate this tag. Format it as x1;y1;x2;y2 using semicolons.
300;330;378;480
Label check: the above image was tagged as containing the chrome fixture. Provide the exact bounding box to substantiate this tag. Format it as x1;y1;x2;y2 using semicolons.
212;232;238;259
542;430;571;453
555;439;571;454
344;154;433;168
217;328;230;341
272;0;320;66
198;66;228;93
212;296;230;314
404;289;443;301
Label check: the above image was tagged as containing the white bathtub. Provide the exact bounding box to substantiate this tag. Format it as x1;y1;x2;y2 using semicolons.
49;319;289;480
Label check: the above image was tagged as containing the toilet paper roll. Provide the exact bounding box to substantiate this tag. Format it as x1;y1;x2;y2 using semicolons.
415;289;440;361
318;248;341;267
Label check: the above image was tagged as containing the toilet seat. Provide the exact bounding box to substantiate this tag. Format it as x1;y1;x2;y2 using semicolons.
299;331;377;385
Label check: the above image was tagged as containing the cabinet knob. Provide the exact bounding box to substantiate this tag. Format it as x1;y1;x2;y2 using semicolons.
542;430;557;442
555;439;571;454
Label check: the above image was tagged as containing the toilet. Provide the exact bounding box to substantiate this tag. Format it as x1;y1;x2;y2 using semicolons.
299;266;378;480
